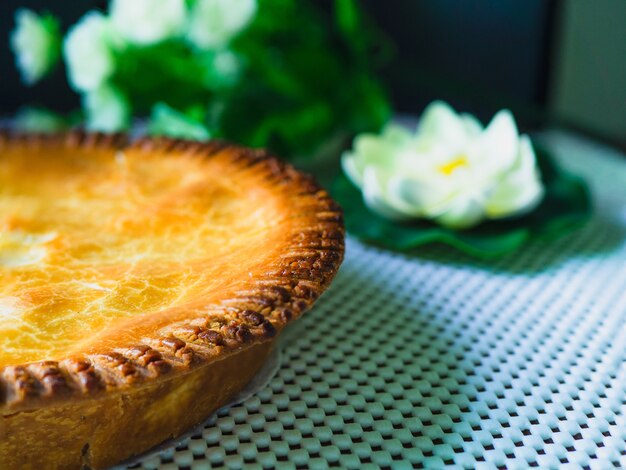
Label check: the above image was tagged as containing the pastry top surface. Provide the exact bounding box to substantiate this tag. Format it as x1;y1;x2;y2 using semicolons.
0;132;344;412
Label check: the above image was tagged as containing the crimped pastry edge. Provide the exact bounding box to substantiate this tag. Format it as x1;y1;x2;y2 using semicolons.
0;130;345;413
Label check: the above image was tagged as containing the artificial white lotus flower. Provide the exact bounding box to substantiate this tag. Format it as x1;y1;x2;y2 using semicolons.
10;9;61;85
84;84;130;132
187;0;257;49
110;0;187;45
342;101;545;230
63;12;115;92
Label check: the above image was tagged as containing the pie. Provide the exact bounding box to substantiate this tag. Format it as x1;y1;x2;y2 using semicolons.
0;131;344;469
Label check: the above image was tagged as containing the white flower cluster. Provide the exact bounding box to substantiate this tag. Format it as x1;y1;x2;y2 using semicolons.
13;0;258;132
110;0;187;46
187;0;257;49
64;12;115;93
342;102;545;230
10;9;61;85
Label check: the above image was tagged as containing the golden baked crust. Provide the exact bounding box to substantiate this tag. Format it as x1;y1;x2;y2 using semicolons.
3;342;273;469
0;131;343;468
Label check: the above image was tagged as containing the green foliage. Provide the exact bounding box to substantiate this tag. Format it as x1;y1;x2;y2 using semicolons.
216;0;391;157
11;0;391;160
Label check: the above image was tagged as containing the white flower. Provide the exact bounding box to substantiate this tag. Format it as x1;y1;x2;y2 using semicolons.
63;12;115;92
110;0;187;45
10;9;61;85
187;0;257;49
83;84;130;132
342;101;545;230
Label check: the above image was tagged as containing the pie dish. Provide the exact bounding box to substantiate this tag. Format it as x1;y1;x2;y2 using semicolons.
0;131;344;469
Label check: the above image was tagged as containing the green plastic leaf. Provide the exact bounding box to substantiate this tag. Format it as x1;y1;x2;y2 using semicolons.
111;41;214;114
335;0;363;54
330;142;592;258
148;102;211;141
335;0;359;34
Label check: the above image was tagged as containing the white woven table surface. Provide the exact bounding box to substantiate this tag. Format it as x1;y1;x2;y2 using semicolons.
124;131;626;469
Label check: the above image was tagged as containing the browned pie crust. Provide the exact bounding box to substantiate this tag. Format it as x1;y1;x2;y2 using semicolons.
0;131;344;469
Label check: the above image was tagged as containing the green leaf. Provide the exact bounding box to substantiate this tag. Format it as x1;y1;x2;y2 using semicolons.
111;41;213;113
218;0;392;158
148;102;211;141
346;74;392;133
330;142;592;258
335;0;361;49
335;0;359;34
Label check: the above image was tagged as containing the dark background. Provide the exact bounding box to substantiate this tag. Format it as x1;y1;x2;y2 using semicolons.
1;0;89;113
1;1;624;147
371;0;556;125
